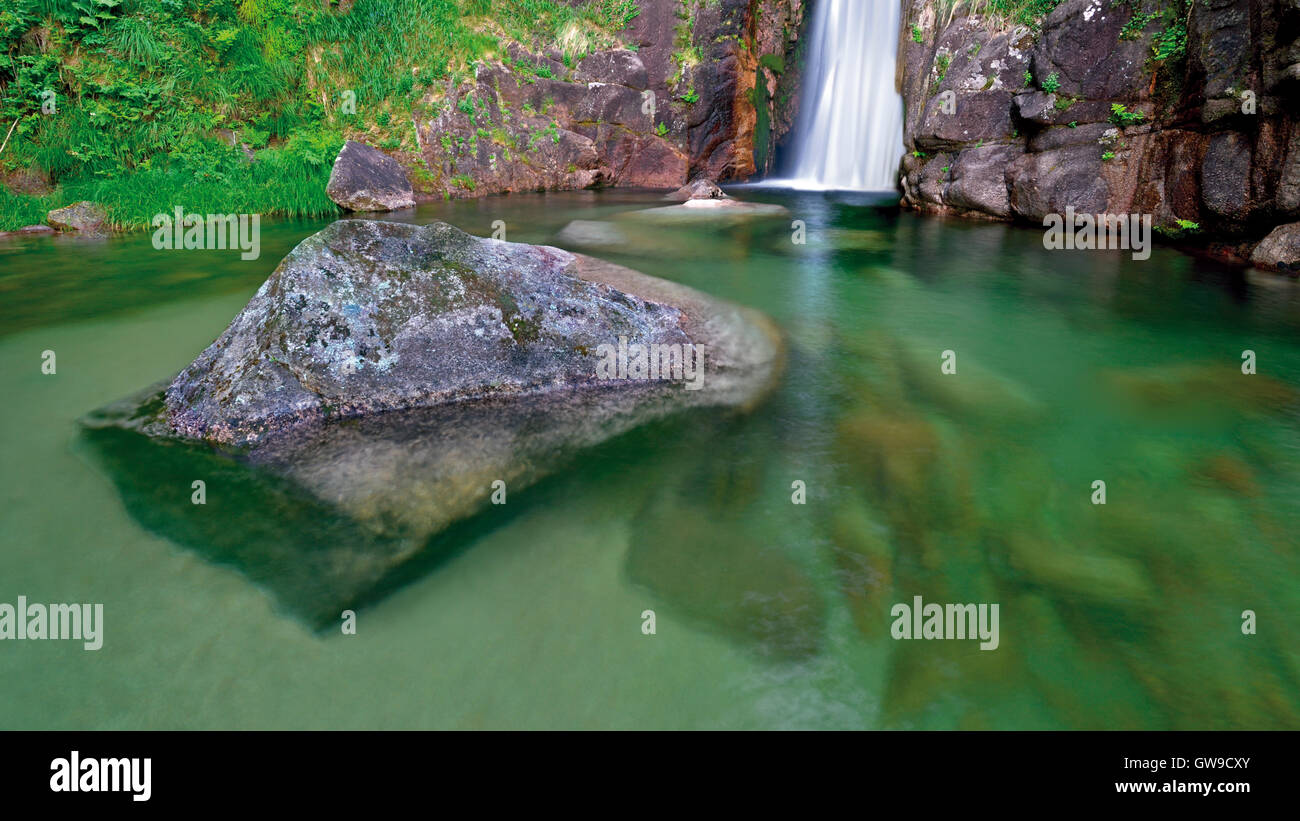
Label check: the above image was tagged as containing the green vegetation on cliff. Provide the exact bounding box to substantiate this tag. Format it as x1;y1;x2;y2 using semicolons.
0;0;640;229
935;0;1063;30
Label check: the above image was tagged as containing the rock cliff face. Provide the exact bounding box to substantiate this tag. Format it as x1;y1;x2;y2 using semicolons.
411;0;805;197
898;0;1300;266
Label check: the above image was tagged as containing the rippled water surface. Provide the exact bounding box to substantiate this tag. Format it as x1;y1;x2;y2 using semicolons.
2;189;1298;729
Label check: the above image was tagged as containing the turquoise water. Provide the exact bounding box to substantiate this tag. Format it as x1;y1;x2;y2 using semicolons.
2;189;1298;729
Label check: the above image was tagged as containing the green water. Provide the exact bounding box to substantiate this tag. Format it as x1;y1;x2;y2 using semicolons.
2;189;1299;729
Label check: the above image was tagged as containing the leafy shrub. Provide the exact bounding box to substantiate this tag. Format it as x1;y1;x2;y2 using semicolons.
1109;103;1145;126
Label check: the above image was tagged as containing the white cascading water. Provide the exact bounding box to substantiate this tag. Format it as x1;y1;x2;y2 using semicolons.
775;0;905;191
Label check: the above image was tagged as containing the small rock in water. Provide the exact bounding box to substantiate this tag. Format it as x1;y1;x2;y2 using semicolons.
666;178;728;202
1250;223;1300;273
46;201;108;233
325;140;416;212
0;224;55;241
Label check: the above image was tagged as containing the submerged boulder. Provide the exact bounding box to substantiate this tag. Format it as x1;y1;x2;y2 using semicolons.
325;140;416;212
82;219;782;624
624;198;790;225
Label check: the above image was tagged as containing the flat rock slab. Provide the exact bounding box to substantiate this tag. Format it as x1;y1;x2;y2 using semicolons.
81;219;782;625
623;199;791;225
0;224;55;241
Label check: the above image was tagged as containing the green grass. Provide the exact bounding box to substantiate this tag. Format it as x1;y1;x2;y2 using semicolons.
934;52;952;87
2;135;338;231
758;53;785;74
935;0;1064;30
0;0;639;231
0;185;56;229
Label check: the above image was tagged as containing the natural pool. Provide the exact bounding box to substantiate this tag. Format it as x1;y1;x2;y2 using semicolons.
2;189;1298;729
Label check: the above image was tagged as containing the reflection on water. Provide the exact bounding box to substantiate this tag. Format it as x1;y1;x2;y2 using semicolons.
2;188;1299;729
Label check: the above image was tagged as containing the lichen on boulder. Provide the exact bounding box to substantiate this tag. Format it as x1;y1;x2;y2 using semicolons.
81;218;783;624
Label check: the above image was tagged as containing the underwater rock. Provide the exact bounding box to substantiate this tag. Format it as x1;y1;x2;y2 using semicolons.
1190;452;1261;497
612;393;822;661
894;338;1048;425
627;485;824;660
553;219;632;251
827;498;894;641
0;224;55;240
802;228;891;253
1100;362;1299;423
83;219;782;625
1004;533;1154;606
834;409;978;572
551;218;713;260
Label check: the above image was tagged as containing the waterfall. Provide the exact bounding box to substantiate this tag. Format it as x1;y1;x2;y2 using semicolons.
773;0;905;191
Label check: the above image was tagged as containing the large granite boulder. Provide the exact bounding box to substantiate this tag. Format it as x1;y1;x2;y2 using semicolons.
325;140;416;212
161;219;778;443
81;219;782;624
